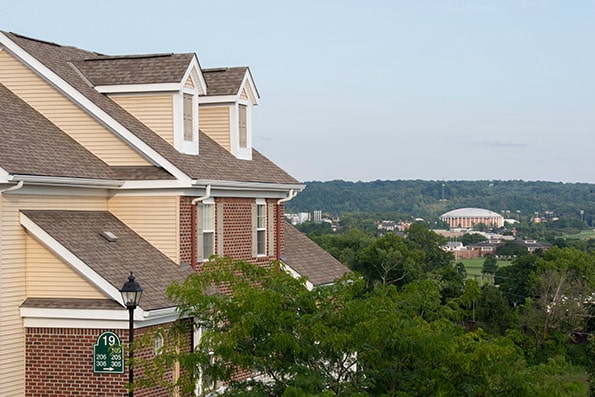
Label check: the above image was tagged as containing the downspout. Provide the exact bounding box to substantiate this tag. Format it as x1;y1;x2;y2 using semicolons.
190;186;211;269
276;189;296;261
0;180;24;193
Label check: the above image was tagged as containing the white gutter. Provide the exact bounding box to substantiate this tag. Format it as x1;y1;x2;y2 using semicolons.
277;189;297;205
191;185;211;205
9;175;123;188
193;179;305;192
0;180;24;193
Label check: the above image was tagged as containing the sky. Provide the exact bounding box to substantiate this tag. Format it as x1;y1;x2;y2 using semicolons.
2;1;595;183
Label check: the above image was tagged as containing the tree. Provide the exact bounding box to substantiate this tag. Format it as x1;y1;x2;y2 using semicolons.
310;228;374;269
461;232;488;246
164;257;368;396
404;222;454;273
482;254;499;276
476;285;516;335
355;233;422;287
136;257;589;396
455;262;467;278
496;240;530;258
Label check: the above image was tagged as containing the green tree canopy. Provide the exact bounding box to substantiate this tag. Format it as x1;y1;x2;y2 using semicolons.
138;257;590;396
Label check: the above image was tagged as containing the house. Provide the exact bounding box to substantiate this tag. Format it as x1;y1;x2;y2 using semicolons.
0;31;349;396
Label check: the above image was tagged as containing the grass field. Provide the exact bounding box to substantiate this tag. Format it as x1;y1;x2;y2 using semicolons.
458;258;512;280
562;229;595;239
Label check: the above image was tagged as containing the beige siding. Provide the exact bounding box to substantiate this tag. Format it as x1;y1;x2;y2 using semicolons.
199;106;231;151
110;94;174;145
25;234;105;298
0;193;106;395
240;87;249;100
184;76;195;89
0;51;150;166
108;196;179;262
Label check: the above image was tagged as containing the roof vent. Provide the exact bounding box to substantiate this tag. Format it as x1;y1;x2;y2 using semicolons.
100;231;118;242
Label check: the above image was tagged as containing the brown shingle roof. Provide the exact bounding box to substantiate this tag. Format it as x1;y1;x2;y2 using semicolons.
111;166;175;180
282;223;349;286
203;67;251;96
21;210;194;311
4;32;296;185
72;53;195;86
0;83;116;180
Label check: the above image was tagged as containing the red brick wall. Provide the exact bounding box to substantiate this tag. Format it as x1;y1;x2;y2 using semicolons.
25;325;188;397
179;197;282;270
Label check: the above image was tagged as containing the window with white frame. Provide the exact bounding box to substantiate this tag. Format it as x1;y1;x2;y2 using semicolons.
183;93;193;141
202;201;215;260
238;104;247;148
256;200;266;256
154;332;164;356
194;324;219;396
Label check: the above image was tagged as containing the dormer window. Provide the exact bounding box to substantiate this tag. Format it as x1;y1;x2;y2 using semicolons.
238;104;247;148
183;93;193;142
199;67;259;160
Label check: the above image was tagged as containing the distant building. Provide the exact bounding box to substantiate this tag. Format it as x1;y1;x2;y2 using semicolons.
440;208;504;229
313;210;322;224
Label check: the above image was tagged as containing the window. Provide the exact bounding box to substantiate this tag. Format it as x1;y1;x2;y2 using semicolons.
238;104;247;148
202;202;215;259
183;93;193;141
256;201;266;256
154;332;164;355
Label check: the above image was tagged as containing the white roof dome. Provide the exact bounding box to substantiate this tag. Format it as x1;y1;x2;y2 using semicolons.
440;208;503;219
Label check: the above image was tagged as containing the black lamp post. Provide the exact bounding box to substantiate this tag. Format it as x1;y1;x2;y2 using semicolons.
120;272;143;397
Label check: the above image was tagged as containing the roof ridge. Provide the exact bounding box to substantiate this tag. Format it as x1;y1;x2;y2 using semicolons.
84;53;176;61
9;31;61;47
203;66;248;72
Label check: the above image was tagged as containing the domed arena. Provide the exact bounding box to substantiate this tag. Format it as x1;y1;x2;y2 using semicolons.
439;208;504;229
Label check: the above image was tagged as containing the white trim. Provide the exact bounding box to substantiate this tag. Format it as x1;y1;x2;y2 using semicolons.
173;91;199;155
112;187;297;199
198;95;238;104
20;307;181;329
95;83;181;93
183;56;207;95
239;71;260;105
20;212;125;306
10;174;123;188
0;32;193;185
192;180;305;192
232;102;252;160
118;179;194;190
7;184;109;197
0;166;10;182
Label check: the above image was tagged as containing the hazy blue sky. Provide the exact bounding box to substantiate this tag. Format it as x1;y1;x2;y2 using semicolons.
3;1;594;183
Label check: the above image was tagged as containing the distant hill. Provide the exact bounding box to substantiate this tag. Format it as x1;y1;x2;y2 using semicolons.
287;180;595;225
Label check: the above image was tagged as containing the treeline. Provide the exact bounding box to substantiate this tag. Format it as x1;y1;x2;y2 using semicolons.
287;180;595;225
138;225;594;396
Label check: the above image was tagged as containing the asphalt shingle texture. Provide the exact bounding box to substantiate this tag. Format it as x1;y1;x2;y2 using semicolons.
4;32;297;185
283;223;350;286
22;210;194;311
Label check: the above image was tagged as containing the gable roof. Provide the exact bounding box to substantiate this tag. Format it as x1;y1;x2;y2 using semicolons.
21;210;194;311
72;53;195;86
1;31;298;186
203;67;250;96
0;83;116;180
282;223;350;287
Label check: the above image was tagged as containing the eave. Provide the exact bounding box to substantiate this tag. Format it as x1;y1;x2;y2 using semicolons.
9;174;124;188
0;32;193;185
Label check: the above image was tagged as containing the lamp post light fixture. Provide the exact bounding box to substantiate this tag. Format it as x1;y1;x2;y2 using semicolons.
120;272;143;397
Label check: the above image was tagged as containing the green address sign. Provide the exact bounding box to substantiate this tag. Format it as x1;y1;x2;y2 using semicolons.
93;331;124;374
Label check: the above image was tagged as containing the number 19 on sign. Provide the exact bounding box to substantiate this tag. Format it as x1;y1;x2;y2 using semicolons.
93;331;124;374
